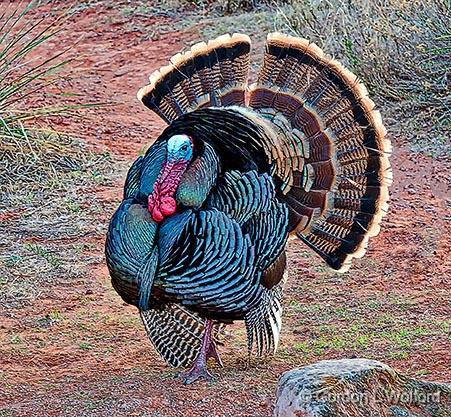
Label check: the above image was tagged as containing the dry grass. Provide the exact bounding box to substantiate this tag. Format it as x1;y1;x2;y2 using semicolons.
118;0;450;159
0;3;116;308
0;130;115;308
0;131;111;192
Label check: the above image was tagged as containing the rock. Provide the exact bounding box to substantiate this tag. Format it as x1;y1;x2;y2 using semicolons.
274;359;450;417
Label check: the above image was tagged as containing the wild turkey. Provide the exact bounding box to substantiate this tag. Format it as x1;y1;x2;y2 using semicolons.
105;33;392;384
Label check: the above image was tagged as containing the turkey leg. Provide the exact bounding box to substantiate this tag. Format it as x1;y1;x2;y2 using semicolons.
178;319;222;384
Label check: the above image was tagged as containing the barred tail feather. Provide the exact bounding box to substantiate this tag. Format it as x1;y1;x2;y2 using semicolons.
140;304;222;368
138;33;251;123
249;33;392;272
137;31;391;273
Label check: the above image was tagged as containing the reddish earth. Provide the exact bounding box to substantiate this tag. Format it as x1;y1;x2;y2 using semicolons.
1;2;449;417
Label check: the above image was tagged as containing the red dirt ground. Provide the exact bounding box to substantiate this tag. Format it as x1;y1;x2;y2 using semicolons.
1;2;450;417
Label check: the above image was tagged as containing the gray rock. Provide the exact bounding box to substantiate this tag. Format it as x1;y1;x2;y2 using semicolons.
274;359;450;417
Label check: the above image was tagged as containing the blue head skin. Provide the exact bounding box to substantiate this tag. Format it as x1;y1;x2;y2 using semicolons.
167;134;193;163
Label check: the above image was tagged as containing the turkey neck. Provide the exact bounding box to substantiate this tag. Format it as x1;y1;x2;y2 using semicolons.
148;159;189;222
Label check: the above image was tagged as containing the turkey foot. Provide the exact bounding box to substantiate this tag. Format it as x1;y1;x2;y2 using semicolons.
178;319;221;384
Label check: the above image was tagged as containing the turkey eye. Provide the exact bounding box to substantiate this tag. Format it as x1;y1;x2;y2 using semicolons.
181;145;188;151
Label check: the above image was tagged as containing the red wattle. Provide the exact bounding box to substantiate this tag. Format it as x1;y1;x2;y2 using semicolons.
152;206;164;223
160;196;176;216
147;159;190;223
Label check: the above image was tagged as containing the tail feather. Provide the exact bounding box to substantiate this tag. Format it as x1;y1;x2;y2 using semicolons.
140;304;222;368
137;32;391;273
138;33;251;123
245;271;287;356
249;32;391;272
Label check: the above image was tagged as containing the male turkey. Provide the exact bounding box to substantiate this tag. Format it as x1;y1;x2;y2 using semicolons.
105;33;392;384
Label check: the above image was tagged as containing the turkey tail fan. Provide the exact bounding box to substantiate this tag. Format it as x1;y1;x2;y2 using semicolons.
137;33;251;123
140;304;223;368
249;32;392;272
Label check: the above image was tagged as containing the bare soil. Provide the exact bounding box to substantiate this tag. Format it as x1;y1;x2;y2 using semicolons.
1;2;449;417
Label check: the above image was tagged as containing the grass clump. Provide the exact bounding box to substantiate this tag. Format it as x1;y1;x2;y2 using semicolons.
274;0;450;158
0;3;114;308
128;0;449;158
0;3;111;194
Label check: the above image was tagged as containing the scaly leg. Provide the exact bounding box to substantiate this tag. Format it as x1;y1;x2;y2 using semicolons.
178;319;222;384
